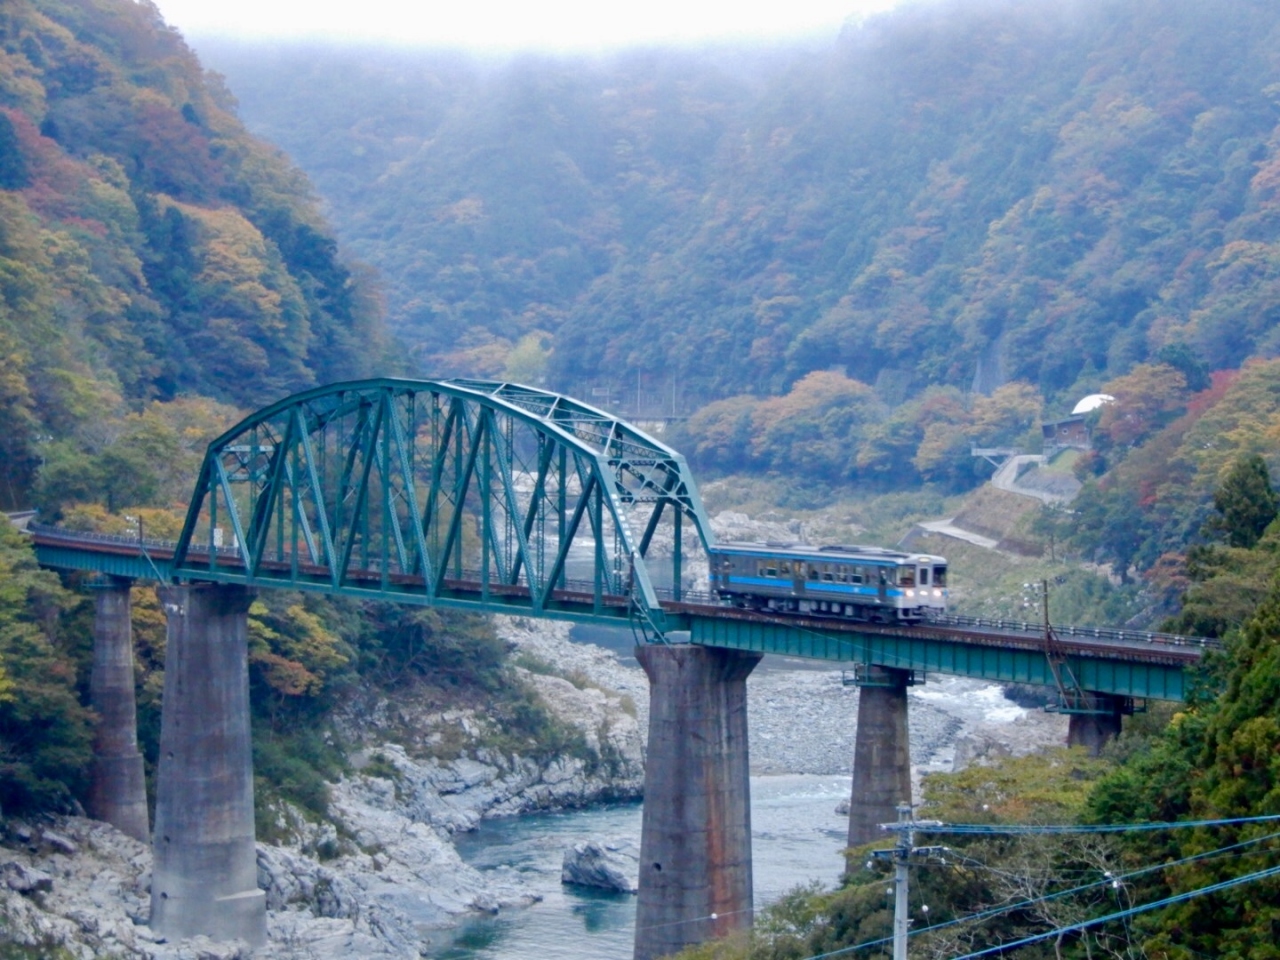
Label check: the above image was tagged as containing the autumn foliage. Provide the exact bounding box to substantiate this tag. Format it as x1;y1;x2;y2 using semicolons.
0;0;386;511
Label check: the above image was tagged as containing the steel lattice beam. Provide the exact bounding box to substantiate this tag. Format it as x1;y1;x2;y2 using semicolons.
170;378;712;634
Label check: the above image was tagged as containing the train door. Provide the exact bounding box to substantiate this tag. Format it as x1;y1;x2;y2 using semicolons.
716;555;732;592
877;566;888;605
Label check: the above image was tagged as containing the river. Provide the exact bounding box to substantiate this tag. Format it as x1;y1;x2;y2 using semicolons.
417;616;1065;959
422;773;853;959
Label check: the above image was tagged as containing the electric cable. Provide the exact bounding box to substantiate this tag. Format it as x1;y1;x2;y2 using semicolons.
947;861;1280;959
900;827;1280;939
910;812;1280;835
771;828;1280;960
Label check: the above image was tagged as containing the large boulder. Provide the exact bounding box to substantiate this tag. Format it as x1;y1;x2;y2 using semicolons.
560;839;639;893
2;860;53;894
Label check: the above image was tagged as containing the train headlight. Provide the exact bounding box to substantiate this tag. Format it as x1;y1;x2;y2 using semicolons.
933;589;942;598
905;589;915;598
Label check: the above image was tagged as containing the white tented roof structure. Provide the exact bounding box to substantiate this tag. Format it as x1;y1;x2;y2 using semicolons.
1071;393;1115;415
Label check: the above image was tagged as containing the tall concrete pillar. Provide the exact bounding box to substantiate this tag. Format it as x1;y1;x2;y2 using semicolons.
1067;695;1124;756
151;583;265;946
633;644;762;960
89;577;149;843
847;666;913;848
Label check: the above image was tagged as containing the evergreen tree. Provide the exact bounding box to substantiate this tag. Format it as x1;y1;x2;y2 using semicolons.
0;113;29;190
0;519;93;813
1205;454;1278;549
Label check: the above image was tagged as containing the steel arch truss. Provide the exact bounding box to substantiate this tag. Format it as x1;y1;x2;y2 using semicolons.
172;379;713;631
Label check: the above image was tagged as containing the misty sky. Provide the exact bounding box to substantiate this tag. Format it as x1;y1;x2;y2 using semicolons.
153;0;907;52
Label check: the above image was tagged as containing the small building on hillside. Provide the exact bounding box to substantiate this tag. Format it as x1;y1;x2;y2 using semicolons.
1041;393;1113;454
1042;414;1089;450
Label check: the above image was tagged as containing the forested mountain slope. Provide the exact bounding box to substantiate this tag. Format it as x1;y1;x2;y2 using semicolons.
204;0;1280;410
197;40;766;381
0;0;405;819
0;0;385;510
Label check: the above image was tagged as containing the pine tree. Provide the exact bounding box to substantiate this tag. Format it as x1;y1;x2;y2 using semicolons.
1205;454;1278;549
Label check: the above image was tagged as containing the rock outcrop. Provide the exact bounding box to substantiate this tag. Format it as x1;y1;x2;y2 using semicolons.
561;838;640;893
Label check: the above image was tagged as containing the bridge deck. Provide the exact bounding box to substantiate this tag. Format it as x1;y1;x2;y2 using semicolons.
666;602;1200;700
29;526;1209;701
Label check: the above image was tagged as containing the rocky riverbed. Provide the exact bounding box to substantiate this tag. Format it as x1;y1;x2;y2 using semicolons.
0;613;1067;959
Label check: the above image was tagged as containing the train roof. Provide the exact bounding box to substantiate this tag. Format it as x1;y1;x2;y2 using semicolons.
710;541;945;564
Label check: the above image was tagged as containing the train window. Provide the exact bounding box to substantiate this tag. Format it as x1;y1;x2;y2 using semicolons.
934;566;947;587
821;566;834;582
920;568;930;586
808;566;820;579
779;562;791;575
899;568;914;587
849;569;863;584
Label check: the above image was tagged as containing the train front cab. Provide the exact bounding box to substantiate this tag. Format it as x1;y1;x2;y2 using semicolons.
897;557;948;620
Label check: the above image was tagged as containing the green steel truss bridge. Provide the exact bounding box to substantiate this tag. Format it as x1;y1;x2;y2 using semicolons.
29;378;1211;704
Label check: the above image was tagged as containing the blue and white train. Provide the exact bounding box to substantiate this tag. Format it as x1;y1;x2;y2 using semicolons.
707;542;948;622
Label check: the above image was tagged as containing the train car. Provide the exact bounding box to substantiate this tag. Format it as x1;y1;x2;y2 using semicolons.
707;542;947;622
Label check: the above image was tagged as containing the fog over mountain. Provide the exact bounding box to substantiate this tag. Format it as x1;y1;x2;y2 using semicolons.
202;0;1280;411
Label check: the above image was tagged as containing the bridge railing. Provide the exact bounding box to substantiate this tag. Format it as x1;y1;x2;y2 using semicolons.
27;523;240;556
651;584;1219;650
28;524;631;600
924;612;1220;650
653;586;715;604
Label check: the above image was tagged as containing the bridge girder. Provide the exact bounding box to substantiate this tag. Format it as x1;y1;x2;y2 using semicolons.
172;378;714;632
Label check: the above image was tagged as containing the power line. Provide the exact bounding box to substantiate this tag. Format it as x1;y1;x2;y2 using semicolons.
947;861;1280;959
905;827;1280;940
779;828;1280;960
908;812;1280;835
631;816;1280;953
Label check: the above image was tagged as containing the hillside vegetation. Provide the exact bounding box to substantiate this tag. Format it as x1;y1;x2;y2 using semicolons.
0;1;579;832
0;0;386;512
201;0;1280;583
207;0;1280;410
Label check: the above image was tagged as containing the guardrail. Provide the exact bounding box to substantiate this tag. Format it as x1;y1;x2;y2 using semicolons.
924;613;1219;650
653;586;715;604
27;523;241;556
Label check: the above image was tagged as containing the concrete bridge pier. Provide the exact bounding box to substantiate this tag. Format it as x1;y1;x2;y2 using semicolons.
88;577;150;843
1067;695;1126;756
633;644;762;960
847;666;914;848
151;583;265;946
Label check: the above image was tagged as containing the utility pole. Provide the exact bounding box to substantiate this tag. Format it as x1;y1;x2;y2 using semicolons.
875;804;942;959
1040;577;1050;638
892;803;911;960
